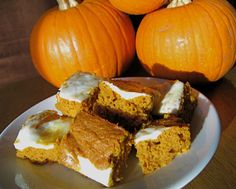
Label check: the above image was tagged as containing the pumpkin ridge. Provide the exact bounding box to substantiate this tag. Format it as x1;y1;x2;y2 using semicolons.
139;15;150;69
194;1;223;81
191;4;217;79
148;14;157;70
135;17;143;65
70;7;87;73
54;11;65;86
178;7;189;72
205;0;236;79
75;5;104;76
33;11;57;85
138;16;149;71
80;4;109;76
104;1;133;71
83;3;118;76
207;0;236;63
90;0;132;73
184;5;199;74
171;4;189;71
151;19;156;70
64;9;82;76
104;0;135;62
138;14;159;73
152;12;165;70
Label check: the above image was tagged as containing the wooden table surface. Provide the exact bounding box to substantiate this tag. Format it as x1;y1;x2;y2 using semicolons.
0;61;236;189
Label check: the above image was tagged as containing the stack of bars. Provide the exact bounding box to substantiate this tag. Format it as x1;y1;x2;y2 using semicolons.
14;71;198;187
14;110;132;187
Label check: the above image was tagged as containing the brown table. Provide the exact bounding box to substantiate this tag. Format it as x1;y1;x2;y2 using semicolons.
0;61;236;188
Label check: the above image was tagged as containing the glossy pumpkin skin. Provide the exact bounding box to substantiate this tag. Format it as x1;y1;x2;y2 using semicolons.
30;0;135;87
109;0;167;15
136;0;236;83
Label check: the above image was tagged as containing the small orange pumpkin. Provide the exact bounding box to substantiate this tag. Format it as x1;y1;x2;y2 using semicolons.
109;0;167;15
136;0;236;83
30;0;135;87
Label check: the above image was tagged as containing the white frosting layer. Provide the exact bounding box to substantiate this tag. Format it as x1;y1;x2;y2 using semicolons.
103;81;149;100
62;151;113;186
77;155;113;187
134;126;170;145
158;80;184;114
58;72;100;102
14;115;71;151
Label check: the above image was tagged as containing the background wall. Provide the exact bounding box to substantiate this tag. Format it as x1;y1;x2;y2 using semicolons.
0;0;57;87
0;0;235;88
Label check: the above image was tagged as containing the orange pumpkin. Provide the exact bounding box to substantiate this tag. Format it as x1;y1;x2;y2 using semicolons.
30;0;135;87
109;0;167;15
136;0;236;83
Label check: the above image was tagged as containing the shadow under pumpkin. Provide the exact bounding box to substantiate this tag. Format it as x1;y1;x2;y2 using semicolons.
139;62;210;83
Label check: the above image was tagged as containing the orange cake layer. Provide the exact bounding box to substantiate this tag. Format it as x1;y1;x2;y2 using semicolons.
16;147;60;164
134;119;191;174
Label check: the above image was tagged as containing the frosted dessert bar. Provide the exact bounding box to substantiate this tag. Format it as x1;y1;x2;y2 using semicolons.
55;72;101;117
152;80;197;123
58;111;133;187
134;118;191;174
94;79;158;132
14;110;72;163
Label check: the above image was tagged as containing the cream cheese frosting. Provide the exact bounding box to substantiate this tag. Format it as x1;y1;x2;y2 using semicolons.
14;112;71;151
158;80;184;114
58;72;100;102
103;81;150;100
62;148;113;187
134;126;170;145
77;155;113;187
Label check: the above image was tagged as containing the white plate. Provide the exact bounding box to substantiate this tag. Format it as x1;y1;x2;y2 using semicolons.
0;77;221;189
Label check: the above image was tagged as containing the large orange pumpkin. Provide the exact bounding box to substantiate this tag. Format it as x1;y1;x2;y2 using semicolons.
30;0;135;87
136;0;236;83
109;0;167;15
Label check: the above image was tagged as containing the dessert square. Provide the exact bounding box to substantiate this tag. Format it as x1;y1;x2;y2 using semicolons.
134;118;191;174
14;110;72;164
55;72;101;118
58;111;133;187
93;80;158;131
152;80;197;123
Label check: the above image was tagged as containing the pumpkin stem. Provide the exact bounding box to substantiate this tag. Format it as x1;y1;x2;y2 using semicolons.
167;0;192;8
57;0;69;10
68;0;78;7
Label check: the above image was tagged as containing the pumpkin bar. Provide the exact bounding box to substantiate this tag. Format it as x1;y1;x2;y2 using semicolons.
134;118;191;174
14;110;72;164
93;79;159;132
58;111;133;187
152;80;197;123
55;72;101;118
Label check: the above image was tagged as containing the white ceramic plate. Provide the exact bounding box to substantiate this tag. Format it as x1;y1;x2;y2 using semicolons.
0;77;221;189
